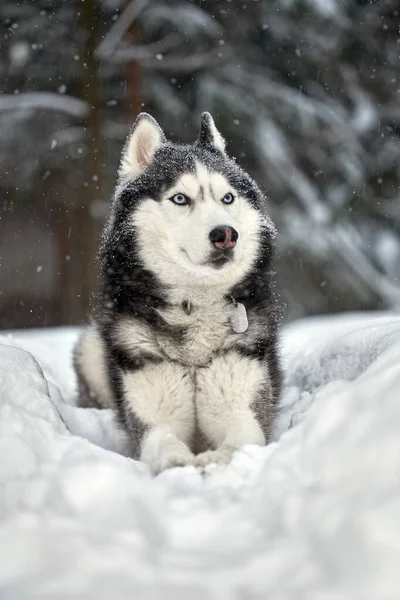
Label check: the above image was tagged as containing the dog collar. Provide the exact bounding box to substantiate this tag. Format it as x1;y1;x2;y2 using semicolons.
230;296;248;334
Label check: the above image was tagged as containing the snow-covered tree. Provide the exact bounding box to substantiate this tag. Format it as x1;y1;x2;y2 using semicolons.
132;0;400;317
1;0;399;326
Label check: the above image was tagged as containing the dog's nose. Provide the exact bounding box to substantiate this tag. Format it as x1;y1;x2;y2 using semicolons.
209;226;238;249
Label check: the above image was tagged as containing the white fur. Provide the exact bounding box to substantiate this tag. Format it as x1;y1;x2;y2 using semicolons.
119;116;163;182
194;351;266;467
122;361;195;473
113;289;257;369
114;317;164;360
133;161;260;290
78;303;268;473
157;287;269;364
202;113;226;153
114;303;226;368
75;326;114;408
141;427;194;475
122;361;195;437
207;118;225;152
119;346;266;472
157;295;232;366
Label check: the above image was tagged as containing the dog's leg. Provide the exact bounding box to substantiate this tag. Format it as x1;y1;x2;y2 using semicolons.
74;326;115;409
119;361;196;474
140;425;195;474
194;351;274;468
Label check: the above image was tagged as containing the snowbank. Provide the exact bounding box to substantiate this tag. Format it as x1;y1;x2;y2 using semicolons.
1;313;400;599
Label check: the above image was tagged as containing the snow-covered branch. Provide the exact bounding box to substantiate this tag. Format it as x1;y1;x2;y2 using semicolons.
96;0;150;60
139;47;233;73
104;34;182;63
0;93;89;118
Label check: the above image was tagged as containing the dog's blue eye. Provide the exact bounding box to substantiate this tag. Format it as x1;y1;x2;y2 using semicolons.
171;193;188;205
222;193;234;204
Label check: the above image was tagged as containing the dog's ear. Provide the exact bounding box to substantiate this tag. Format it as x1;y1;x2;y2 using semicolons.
119;113;166;182
197;112;225;154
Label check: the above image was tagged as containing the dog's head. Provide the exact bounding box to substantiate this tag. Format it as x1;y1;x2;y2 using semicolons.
115;112;276;290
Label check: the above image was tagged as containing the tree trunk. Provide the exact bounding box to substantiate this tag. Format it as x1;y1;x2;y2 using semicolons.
64;0;105;324
124;1;143;119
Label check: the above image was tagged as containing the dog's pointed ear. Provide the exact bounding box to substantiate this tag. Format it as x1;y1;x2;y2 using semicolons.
197;112;226;154
119;113;166;182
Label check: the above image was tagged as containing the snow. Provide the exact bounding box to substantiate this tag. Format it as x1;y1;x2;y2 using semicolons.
0;93;89;118
1;313;400;598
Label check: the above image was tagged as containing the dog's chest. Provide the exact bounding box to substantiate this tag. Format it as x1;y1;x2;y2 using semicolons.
157;300;232;366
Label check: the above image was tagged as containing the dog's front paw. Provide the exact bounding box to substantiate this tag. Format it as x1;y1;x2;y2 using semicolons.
194;447;233;468
153;448;194;475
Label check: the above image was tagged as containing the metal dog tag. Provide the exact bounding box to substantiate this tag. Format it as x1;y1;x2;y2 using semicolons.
231;302;248;333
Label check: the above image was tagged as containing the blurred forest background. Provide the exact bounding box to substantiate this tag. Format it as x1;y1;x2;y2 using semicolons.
0;0;399;328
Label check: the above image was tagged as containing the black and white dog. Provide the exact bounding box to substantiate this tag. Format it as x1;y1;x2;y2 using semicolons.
74;112;282;474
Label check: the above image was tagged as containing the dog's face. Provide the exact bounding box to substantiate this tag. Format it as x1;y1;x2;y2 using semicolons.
117;113;275;289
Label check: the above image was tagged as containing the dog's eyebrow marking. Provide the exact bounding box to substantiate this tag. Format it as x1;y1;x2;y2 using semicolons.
181;300;192;315
208;182;217;203
175;173;200;200
208;172;232;204
194;162;211;203
199;185;205;202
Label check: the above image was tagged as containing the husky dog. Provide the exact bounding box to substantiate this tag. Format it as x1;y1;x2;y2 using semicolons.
74;112;282;474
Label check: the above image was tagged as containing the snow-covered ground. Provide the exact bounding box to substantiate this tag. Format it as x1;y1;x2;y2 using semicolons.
1;312;400;599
